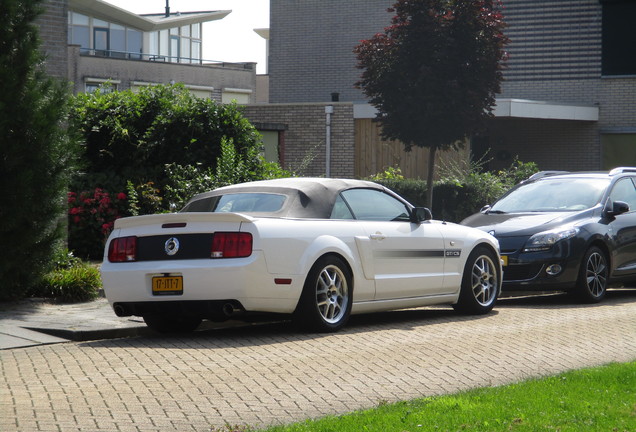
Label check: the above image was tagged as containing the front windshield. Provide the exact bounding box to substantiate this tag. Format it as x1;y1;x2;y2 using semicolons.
491;178;610;213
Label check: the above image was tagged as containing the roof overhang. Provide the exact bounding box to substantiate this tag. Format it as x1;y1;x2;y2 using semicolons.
69;0;230;31
493;98;599;121
254;28;270;40
354;99;599;121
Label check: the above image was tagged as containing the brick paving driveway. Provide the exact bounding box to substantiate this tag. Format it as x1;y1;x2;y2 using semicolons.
2;290;636;432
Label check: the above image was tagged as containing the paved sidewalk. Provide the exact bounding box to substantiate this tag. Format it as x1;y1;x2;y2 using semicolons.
0;298;148;350
1;291;636;431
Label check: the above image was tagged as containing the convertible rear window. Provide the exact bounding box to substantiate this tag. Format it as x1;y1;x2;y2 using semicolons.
182;193;286;213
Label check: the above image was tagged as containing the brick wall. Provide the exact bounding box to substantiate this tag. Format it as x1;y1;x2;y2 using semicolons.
269;0;392;103
599;77;636;129
243;103;355;178
38;0;68;80
485;118;600;171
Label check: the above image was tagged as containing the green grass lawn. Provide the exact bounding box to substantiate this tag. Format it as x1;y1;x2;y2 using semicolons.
250;361;635;432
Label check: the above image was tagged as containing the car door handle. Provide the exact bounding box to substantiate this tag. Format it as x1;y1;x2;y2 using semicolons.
369;233;386;241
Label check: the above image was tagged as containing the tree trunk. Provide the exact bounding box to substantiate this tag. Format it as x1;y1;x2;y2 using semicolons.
426;146;437;211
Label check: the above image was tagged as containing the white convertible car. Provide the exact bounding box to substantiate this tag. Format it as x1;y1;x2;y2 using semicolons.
101;178;502;333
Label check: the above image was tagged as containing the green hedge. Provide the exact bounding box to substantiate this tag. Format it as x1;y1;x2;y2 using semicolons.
375;160;539;223
377;179;484;222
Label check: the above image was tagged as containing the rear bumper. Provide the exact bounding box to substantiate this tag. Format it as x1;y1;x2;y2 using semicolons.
101;252;303;314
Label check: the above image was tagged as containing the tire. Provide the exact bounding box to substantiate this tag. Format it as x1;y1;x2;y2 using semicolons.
453;246;500;315
294;256;353;332
573;246;608;303
143;315;202;333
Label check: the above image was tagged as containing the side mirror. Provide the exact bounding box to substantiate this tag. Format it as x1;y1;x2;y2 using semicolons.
411;207;433;223
480;205;491;214
605;200;630;217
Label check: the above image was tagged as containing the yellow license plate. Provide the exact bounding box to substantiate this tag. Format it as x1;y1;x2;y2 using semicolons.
152;276;183;295
501;256;508;266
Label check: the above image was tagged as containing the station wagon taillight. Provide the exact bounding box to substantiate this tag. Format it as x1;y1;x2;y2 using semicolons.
211;232;252;258
108;236;137;262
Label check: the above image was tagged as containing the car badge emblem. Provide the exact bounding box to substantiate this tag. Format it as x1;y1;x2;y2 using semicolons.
164;237;180;256
488;230;495;236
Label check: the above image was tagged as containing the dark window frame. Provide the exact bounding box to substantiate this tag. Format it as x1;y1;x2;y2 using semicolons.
601;0;636;76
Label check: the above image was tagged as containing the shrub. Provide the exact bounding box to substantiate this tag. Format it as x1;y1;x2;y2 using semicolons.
126;181;163;216
28;250;101;303
370;159;539;223
375;178;428;207
367;166;405;181
69;84;262;194
68;188;128;259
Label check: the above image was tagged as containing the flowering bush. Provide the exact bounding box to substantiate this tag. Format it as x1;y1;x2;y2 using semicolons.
68;188;128;259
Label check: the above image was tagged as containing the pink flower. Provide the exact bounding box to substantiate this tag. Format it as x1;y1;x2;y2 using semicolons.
117;193;127;200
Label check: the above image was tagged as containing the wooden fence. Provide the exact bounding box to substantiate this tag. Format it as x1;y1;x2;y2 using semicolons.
354;118;470;179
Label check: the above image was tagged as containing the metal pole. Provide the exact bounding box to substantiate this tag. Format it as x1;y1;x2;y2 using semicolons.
325;105;333;177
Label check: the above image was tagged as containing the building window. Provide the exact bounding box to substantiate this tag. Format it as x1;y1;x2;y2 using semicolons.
159;30;169;57
68;12;90;49
253;123;287;167
127;29;142;59
94;27;109;55
110;24;125;55
130;81;160;92
85;79;119;93
68;12;145;59
602;0;636;76
222;88;252;104
151;24;202;64
260;131;280;163
170;35;180;62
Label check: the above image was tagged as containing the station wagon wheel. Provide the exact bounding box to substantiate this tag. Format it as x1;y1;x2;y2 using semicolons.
143;315;202;333
453;246;500;314
294;256;352;332
574;246;608;303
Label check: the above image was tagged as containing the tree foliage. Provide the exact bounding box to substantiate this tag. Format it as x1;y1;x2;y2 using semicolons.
355;0;508;208
0;0;78;300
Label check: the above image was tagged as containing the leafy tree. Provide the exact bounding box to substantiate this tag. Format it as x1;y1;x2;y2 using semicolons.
355;0;508;209
0;0;78;299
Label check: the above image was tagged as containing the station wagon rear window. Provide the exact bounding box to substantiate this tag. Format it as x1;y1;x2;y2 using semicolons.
182;193;286;213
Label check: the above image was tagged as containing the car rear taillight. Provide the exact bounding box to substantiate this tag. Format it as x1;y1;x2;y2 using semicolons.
108;236;137;262
211;232;252;258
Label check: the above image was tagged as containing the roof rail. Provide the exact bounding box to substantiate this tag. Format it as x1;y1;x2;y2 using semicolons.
525;171;569;182
609;167;636;176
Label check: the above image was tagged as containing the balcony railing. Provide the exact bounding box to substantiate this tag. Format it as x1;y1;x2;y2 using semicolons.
78;48;254;70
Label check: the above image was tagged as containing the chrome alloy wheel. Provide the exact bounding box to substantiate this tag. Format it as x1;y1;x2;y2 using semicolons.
470;254;498;306
584;250;607;298
315;264;350;324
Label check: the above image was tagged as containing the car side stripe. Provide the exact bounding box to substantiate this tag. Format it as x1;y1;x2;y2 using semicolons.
374;250;445;258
